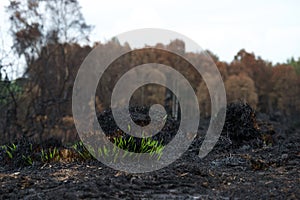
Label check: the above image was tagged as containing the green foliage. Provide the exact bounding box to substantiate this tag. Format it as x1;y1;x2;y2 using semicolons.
71;134;165;162
0;142;33;166
6;149;13;159
72;133;165;162
112;135;165;160
22;155;33;165
287;57;300;75
72;141;93;160
5;143;17;159
0;80;23;105
41;147;60;162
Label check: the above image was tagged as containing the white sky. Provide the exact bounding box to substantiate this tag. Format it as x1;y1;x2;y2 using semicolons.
1;0;300;64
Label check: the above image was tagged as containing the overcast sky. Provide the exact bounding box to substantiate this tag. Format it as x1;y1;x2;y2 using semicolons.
1;0;300;64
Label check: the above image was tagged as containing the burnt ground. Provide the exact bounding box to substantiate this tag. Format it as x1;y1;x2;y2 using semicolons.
0;103;299;199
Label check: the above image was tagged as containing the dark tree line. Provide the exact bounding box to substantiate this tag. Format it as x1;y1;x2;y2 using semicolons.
0;0;299;144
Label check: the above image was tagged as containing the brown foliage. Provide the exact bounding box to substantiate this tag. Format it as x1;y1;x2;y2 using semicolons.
271;64;298;116
225;74;258;109
1;39;300;144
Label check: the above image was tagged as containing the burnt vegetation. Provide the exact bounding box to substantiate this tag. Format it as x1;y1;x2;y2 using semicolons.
0;0;299;199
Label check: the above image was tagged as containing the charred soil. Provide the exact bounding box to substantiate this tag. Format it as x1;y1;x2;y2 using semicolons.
0;103;299;199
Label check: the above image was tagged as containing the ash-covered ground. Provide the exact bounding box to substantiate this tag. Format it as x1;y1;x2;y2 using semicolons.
0;102;299;199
